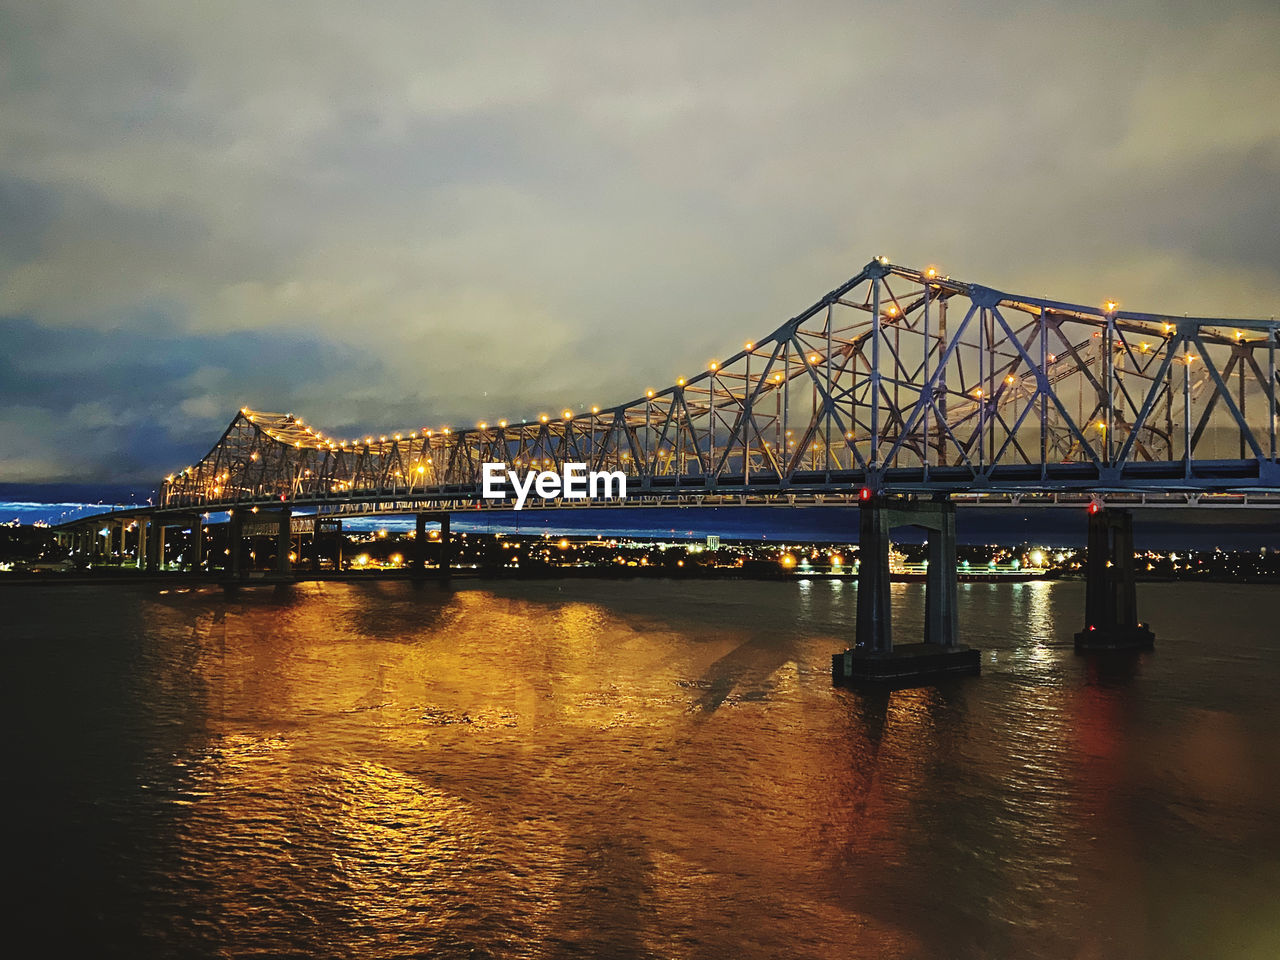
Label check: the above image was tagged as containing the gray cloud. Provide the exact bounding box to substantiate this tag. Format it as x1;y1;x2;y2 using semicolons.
1;0;1278;481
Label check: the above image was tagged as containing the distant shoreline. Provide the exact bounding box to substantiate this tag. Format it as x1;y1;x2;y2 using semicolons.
3;568;1277;588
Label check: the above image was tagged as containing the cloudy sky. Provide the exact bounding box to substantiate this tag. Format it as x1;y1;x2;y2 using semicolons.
2;0;1278;484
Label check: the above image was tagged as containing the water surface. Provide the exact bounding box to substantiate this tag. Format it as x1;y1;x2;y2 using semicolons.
5;578;1280;958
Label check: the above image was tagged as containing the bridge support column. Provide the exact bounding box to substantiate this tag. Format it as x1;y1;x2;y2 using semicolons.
412;513;428;578
136;518;148;570
1074;508;1155;651
439;513;452;581
834;498;979;686
924;503;959;648
190;519;203;572
855;500;893;653
148;520;164;572
228;511;244;579
118;519;128;565
276;508;292;574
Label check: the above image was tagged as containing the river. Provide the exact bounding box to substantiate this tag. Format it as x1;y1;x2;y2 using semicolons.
5;578;1280;959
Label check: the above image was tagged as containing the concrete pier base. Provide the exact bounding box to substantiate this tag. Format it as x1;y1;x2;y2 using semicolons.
1073;623;1155;651
835;497;979;689
1076;507;1156;653
412;512;452;581
833;643;981;685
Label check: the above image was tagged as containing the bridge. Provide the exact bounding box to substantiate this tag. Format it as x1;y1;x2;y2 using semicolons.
57;258;1280;684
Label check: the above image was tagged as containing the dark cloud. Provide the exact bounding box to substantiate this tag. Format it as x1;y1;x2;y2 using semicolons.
1;0;1277;482
0;314;382;480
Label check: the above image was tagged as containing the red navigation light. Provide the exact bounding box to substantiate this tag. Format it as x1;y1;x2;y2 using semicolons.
1088;501;1100;514
1089;625;1096;631
859;487;872;501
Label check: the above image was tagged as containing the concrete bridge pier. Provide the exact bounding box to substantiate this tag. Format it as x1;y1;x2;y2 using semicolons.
276;507;292;574
135;517;149;570
189;518;203;572
147;518;165;572
227;510;245;579
833;497;980;686
1074;507;1155;651
412;513;429;577
439;512;452;580
66;528;84;564
412;512;452;581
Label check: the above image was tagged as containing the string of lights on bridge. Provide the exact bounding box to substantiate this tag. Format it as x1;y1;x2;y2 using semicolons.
151;256;1279;512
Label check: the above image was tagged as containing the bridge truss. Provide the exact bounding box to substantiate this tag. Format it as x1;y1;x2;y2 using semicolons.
159;258;1280;515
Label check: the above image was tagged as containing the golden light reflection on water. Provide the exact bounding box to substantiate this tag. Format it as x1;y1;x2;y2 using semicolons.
13;578;1280;958
163;581;916;956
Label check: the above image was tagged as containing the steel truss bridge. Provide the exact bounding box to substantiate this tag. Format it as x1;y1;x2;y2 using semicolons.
55;257;1280;682
154;257;1279;517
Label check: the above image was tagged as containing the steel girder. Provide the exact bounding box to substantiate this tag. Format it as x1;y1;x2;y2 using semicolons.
159;258;1280;514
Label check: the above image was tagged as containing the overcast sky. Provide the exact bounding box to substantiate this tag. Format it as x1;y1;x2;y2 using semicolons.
2;0;1278;483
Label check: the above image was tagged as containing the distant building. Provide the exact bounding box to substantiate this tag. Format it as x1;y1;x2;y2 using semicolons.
706;535;721;550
